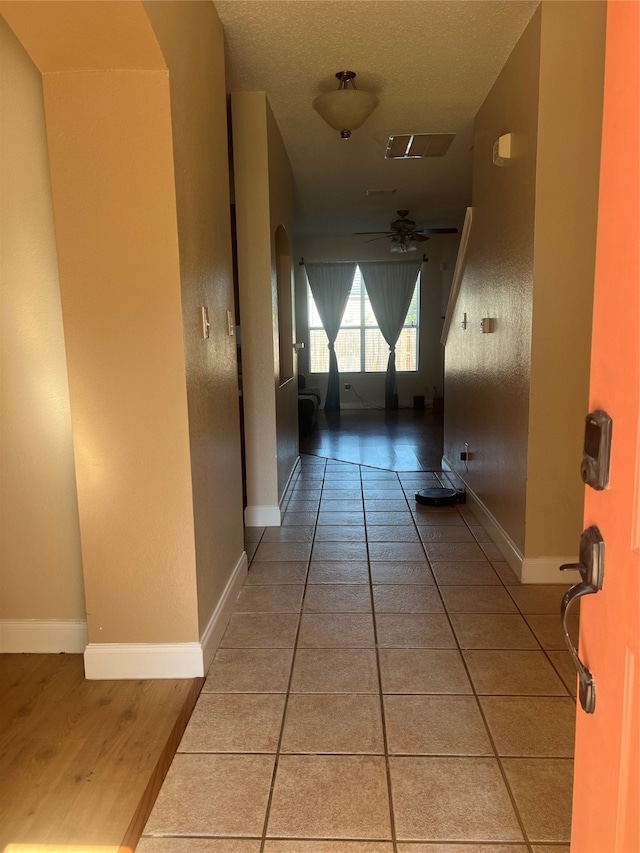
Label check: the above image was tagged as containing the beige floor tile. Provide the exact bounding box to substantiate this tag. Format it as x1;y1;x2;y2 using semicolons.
480;543;504;560
369;562;435;584
385;695;492;755
220;613;299;648
365;499;410;512
424;542;487;562
450;614;540;649
265;843;393;852
235;585;304;613
320;499;363;513
245;562;308;585
204;648;293;693
413;512;466;526
281;694;384;753
502;758;574;842
366;511;414;525
317;511;365;525
304;583;372;612
439;586;518;613
369;542;427;562
367;525;420;542
417;525;476;542
431;560;501;585
469;526;494;544
463;651;568;695
144;753;274;837
267;755;391;839
261;525;316;542
138;840;261;853
526;613;579;649
311;541;369;561
321;489;362;500
314;525;367;541
396;844;527;852
507;584;571;614
491;561;522;585
531;847;570;853
376;614;456;648
298;613;376;647
253;541;313;562
307;561;370;583
244;527;265;543
389;756;523;842
480;697;576;757
290;648;379;693
282;511;318;526
178;693;285;753
284;499;320;512
547;650;578;696
379;649;472;694
363;487;404;498
373;584;444;613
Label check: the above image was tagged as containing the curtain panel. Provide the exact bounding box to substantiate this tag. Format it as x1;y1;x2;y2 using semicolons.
305;262;357;411
359;260;422;409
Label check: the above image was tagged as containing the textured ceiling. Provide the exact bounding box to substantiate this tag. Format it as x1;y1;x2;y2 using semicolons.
216;1;539;238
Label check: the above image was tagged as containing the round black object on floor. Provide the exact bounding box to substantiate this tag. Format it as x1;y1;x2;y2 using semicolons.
415;487;462;506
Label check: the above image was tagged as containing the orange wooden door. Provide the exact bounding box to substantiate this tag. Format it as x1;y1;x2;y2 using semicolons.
570;2;639;851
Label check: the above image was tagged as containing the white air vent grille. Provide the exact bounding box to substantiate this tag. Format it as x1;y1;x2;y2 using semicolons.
386;133;455;159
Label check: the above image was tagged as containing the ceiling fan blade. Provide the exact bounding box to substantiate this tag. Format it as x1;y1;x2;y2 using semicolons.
411;233;429;242
364;235;394;243
353;231;394;235
420;227;458;235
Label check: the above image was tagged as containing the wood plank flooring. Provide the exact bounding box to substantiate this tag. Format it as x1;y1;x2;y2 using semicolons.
300;407;444;470
0;653;202;852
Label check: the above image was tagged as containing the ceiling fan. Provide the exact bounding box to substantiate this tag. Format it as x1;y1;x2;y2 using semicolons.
355;210;458;252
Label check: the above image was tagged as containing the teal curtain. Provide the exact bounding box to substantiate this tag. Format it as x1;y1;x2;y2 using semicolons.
359;260;422;410
305;262;356;412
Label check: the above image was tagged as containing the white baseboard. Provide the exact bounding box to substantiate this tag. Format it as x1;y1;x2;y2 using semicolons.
244;504;281;527
84;641;204;680
442;456;577;585
200;550;248;673
0;619;88;653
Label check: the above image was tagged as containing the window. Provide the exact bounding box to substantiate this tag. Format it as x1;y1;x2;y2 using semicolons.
308;266;419;373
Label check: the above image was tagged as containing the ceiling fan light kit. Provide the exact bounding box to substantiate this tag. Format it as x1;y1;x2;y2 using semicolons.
313;71;378;139
354;209;458;252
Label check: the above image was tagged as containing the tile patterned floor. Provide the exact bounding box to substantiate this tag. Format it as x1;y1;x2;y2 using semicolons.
139;456;577;853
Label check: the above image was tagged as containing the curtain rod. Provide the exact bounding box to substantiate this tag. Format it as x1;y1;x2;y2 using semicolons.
299;255;427;266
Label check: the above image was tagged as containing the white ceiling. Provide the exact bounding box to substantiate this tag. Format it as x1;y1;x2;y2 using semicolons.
216;1;539;238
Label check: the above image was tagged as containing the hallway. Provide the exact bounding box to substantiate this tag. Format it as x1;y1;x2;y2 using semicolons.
139;454;576;851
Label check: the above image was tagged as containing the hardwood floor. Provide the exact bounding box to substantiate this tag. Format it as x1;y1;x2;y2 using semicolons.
300;406;444;471
0;653;202;852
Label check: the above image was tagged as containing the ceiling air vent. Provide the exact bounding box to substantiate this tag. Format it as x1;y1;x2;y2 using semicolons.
385;133;456;160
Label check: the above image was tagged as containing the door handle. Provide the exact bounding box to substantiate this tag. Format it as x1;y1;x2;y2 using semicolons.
559;525;604;714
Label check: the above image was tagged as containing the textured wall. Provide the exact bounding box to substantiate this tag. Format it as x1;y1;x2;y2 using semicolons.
143;0;245;641
233;92;298;517
444;1;606;564
0;17;85;621
444;10;541;555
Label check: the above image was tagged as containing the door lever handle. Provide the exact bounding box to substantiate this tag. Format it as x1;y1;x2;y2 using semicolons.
558;525;604;715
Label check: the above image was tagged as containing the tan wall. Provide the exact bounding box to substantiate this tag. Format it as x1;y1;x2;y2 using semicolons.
0;17;85;621
295;235;460;409
526;0;606;556
232;92;297;518
143;1;245;638
3;2;200;644
444;1;605;566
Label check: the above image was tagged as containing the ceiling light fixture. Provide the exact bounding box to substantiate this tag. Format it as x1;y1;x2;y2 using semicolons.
313;71;378;140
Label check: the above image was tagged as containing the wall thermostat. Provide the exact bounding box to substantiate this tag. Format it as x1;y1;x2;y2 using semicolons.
581;410;612;490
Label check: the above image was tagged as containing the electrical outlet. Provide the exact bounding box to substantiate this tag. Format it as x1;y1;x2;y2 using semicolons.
344;383;351;390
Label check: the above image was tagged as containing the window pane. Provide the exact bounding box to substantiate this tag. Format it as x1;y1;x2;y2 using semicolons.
364;329;388;372
396;327;417;371
309;328;329;373
405;281;419;326
335;328;361;372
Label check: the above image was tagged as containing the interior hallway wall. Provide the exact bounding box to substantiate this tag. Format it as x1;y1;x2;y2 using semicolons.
0;17;85;647
143;1;245;658
232;92;298;525
444;1;606;581
295;235;459;410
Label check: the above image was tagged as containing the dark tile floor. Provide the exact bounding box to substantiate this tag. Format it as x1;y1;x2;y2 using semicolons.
140;454;577;852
